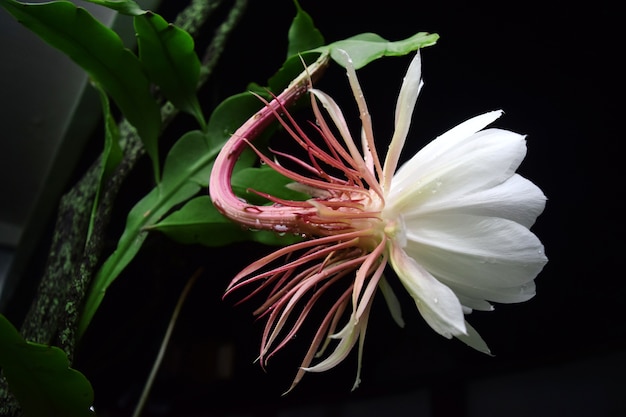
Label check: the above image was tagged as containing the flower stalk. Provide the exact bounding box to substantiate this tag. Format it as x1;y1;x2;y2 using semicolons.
210;53;332;236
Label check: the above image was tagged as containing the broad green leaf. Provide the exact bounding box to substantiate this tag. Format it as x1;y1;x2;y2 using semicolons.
81;0;145;15
0;314;94;417
0;0;162;180
151;196;301;247
87;82;123;240
79;93;266;336
287;0;324;58
135;12;206;128
203;92;276;151
313;31;439;69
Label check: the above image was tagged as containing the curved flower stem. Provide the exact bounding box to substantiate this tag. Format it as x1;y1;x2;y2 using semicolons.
209;53;330;233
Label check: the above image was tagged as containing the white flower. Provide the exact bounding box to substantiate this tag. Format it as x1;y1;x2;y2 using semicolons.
210;50;548;390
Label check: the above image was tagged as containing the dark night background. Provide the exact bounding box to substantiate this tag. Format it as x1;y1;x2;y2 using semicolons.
2;0;623;416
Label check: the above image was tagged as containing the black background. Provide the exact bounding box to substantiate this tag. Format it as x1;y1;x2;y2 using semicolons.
13;0;626;416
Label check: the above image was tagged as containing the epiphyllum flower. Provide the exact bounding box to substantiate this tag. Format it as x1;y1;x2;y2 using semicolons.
210;51;547;391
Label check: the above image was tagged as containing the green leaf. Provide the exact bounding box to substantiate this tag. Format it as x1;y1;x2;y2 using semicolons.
152;164;310;247
267;51;320;93
80;0;146;15
314;31;440;69
151;196;301;247
0;0;162;179
79;131;213;337
231;165;309;205
88;81;123;240
0;315;94;417
79;93;267;336
287;0;324;58
135;12;206;128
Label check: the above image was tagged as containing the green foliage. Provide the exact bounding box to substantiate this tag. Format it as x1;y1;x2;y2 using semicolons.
149;195;302;247
231;165;310;205
151;165;310;246
0;315;94;417
81;0;146;15
135;12;206;129
0;0;162;180
78;93;267;336
268;2;324;93
287;0;324;58
314;31;440;69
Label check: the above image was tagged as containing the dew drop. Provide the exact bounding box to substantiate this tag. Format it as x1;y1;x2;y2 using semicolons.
274;224;289;232
433;297;439;304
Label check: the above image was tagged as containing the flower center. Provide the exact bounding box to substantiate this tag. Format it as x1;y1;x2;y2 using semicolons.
383;214;407;248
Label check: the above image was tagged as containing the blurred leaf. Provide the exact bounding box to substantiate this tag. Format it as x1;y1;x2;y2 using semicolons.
151;196;301;247
287;0;324;58
313;31;439;69
0;315;94;417
81;0;145;15
0;0;162;179
135;12;206;128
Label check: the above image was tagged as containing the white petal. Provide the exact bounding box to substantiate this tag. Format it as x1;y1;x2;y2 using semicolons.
389;110;502;191
303;316;360;373
403;213;547;303
446;279;536;304
388;127;528;214
388;243;466;338
383;51;424;186
402;110;504;170
402;174;546;228
379;275;405;328
456;294;494;312
455;320;492;355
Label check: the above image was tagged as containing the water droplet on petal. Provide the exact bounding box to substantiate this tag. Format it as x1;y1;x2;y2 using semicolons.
273;224;289;233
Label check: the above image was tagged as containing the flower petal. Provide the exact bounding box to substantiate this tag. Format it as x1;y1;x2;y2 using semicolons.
402;173;546;228
303;315;361;373
383;51;424;188
379;275;405;328
456;294;494;312
388;243;466;338
403;213;547;303
398;110;504;174
388;126;528;214
455;320;492;354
